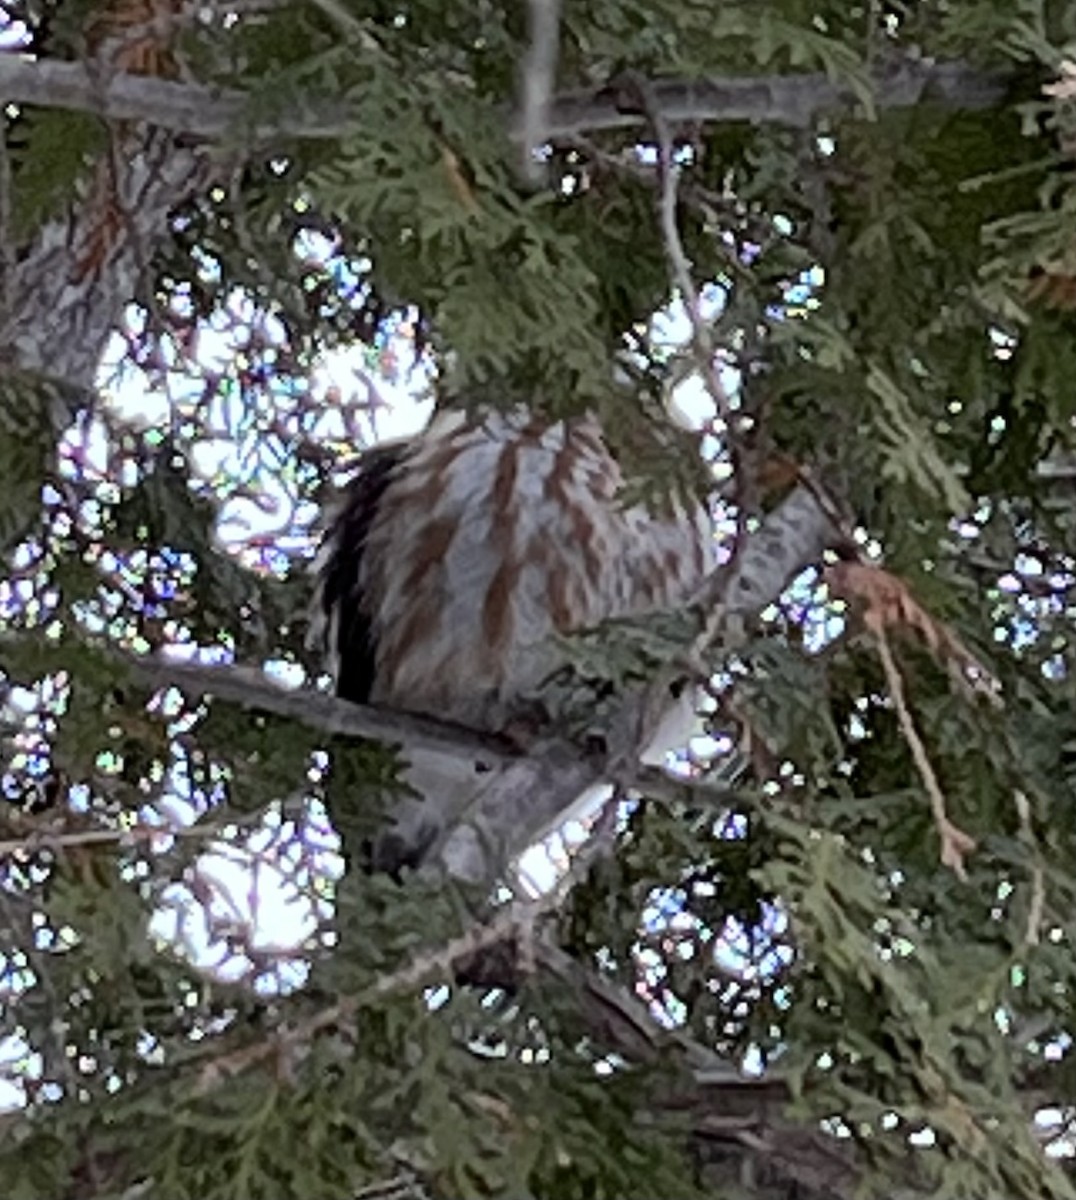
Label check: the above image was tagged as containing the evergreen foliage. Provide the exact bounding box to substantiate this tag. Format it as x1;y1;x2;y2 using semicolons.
2;0;1076;1196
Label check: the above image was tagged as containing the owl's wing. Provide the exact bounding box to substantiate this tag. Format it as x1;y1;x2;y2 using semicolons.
313;441;404;705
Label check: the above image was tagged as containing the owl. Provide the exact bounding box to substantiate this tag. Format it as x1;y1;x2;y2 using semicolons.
313;406;716;869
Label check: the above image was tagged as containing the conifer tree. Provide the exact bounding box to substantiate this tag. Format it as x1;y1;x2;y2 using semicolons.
1;1;1075;1196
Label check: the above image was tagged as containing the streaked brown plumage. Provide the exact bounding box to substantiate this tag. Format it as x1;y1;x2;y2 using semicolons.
314;408;715;733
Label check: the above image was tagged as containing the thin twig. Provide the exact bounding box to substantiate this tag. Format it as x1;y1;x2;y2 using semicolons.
642;72;759;619
625;72;759;730
873;628;977;879
646;79;733;421
1014;789;1045;947
0;107;10;322
193;890;562;1092
0;809;268;859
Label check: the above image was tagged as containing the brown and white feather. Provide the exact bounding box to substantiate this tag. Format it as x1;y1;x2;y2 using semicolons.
315;408;715;732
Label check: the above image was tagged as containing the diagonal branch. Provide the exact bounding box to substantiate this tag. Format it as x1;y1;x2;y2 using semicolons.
118;652;512;766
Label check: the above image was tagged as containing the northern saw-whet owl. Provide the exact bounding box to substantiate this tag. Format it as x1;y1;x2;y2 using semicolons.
313;407;716;870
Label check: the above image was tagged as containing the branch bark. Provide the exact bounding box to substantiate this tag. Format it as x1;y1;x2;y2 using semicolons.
120;653;512;766
538;57;1011;138
0;53;337;143
517;0;562;179
0;53;1011;149
0;123;211;401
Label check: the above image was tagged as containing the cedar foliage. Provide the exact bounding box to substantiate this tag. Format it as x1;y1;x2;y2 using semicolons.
2;0;1076;1197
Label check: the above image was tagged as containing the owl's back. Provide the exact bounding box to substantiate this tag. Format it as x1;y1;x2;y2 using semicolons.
315;409;715;731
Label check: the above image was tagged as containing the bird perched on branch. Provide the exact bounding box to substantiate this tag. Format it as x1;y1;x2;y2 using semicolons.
312;406;716;870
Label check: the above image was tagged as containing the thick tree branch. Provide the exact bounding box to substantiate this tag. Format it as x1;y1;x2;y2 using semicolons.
538;57;1011;138
0;53;335;142
0;53;1011;149
119;653;512;767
